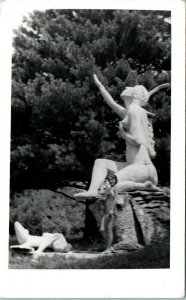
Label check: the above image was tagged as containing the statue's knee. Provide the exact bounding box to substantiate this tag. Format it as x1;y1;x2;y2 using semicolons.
94;158;105;166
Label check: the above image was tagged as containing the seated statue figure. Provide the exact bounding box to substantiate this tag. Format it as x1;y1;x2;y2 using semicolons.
10;221;72;255
74;74;169;199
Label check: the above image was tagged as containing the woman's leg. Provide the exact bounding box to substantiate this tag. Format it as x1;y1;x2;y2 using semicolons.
74;159;127;198
100;214;114;251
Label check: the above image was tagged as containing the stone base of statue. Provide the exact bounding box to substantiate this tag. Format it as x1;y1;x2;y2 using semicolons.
84;188;170;251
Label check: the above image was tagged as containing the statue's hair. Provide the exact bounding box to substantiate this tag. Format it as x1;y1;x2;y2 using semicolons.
130;85;149;107
120;85;149;106
121;83;170;107
143;113;156;159
144;83;170;158
147;121;156;159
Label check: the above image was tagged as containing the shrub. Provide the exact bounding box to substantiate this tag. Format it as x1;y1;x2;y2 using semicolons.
10;188;85;239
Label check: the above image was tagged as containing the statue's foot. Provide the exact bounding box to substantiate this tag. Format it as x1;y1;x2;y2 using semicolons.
73;191;100;199
31;251;41;263
101;247;114;255
144;181;164;192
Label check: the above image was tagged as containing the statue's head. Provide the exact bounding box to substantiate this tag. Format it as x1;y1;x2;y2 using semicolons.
120;85;149;107
120;83;170;108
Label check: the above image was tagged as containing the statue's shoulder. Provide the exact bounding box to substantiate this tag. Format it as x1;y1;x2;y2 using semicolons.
128;104;143;115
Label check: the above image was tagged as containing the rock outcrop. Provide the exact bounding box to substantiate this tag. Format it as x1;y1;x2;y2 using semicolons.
84;188;170;250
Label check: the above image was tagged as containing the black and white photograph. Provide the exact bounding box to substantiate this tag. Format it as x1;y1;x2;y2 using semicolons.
0;0;185;298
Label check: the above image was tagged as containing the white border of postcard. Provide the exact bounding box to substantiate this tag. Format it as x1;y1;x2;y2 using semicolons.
0;0;185;298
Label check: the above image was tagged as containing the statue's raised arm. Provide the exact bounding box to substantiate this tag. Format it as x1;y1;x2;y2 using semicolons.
93;74;126;118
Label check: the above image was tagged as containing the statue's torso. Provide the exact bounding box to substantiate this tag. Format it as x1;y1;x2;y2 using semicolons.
125;104;152;165
126;143;151;165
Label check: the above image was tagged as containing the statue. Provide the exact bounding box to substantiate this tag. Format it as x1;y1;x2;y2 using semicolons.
73;75;169;253
10;221;72;255
74;74;169;200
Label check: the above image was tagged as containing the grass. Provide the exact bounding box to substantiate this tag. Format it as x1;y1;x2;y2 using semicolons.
9;238;170;269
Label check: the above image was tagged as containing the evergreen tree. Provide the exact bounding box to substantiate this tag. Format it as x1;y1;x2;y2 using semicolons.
11;9;171;190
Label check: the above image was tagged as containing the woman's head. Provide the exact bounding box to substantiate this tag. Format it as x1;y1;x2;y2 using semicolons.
120;85;149;107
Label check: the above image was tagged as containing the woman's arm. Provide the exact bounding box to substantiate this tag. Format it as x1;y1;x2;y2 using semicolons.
93;74;126;119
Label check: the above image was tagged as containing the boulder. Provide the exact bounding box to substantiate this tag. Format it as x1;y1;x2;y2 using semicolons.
84;189;170;250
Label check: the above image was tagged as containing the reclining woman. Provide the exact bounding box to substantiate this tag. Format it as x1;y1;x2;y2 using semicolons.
74;74;169;199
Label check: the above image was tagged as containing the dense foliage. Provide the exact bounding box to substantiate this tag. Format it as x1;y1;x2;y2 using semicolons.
11;9;171;190
9;188;85;238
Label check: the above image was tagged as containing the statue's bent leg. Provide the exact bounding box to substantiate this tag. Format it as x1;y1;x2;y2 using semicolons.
14;221;30;245
34;233;60;254
115;163;159;187
113;181;158;193
74;159;127;199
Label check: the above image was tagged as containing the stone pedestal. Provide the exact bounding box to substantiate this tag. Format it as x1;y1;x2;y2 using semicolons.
84;189;170;249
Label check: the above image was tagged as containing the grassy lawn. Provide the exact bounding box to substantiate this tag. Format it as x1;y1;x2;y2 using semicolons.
9;238;170;269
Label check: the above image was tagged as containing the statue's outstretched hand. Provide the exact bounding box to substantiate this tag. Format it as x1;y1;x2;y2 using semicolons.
93;74;102;88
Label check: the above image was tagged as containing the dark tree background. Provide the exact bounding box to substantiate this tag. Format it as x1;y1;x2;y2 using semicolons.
11;9;171;191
